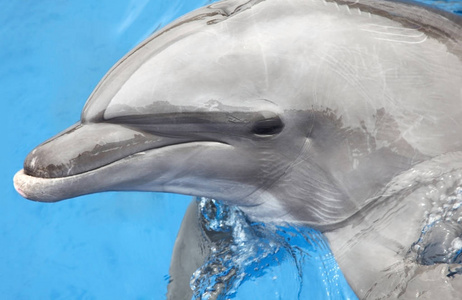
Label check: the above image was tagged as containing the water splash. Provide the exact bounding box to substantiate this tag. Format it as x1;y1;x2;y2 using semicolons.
190;198;357;299
412;175;462;267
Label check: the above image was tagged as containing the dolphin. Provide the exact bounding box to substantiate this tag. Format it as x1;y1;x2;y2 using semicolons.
13;0;462;298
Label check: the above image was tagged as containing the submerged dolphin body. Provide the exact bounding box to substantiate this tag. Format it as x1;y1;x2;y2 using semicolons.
13;0;462;298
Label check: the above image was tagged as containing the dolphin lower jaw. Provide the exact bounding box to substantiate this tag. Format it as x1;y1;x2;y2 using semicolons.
14;142;255;202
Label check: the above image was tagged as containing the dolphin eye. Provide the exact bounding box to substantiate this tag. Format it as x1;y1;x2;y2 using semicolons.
252;117;284;136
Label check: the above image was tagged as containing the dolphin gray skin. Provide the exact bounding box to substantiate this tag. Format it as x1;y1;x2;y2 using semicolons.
13;0;462;298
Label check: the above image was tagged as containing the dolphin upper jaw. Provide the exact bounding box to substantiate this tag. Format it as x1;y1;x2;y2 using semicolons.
22;122;168;179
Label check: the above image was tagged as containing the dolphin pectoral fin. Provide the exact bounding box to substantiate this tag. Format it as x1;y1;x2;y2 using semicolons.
168;200;209;300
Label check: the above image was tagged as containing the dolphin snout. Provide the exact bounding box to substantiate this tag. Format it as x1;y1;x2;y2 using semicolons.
23;122;171;179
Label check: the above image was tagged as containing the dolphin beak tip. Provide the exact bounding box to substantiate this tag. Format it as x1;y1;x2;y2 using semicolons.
13;169;30;199
13;169;59;202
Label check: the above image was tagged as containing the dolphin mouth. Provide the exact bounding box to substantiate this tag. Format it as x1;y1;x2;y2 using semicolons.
16;121;227;201
15;139;231;202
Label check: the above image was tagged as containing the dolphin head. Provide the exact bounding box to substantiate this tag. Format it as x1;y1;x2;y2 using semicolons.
14;0;349;227
14;0;462;228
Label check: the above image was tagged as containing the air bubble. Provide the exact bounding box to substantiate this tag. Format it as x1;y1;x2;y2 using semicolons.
428;213;441;224
451;237;462;251
436;181;446;191
425;186;440;202
439;194;448;202
456;171;462;180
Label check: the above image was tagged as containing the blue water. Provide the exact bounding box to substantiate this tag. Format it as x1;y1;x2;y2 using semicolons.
1;1;461;299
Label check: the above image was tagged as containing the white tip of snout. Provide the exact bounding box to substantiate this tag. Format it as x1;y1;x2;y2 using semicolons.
13;169;30;199
13;169;64;202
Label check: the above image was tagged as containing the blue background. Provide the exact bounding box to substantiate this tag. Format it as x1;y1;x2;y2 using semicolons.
1;0;461;299
1;1;214;298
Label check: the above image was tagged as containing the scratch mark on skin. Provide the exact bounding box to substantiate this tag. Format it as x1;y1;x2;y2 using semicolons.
320;50;376;105
334;2;340;11
361;29;426;39
361;24;428;44
375;36;428;44
364;24;423;32
30;157;37;169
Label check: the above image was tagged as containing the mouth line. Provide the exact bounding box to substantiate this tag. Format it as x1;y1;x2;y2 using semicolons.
15;141;230;202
